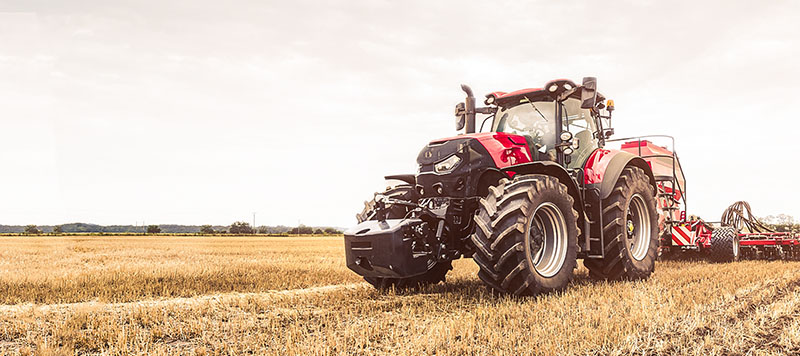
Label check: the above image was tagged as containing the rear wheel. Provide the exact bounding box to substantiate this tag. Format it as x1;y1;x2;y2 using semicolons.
356;185;451;289
709;227;739;262
584;166;659;280
471;175;579;296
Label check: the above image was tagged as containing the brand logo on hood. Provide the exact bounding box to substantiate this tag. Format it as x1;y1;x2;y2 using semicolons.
424;150;433;158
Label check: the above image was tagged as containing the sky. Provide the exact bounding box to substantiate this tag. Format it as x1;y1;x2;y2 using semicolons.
0;0;799;227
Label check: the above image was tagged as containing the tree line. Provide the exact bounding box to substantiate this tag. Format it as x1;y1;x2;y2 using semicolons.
761;214;799;233
8;222;343;235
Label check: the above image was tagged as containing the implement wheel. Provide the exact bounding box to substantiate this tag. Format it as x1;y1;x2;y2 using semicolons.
709;227;740;262
584;166;659;280
471;174;579;296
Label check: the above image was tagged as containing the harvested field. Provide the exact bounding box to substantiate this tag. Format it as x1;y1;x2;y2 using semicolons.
1;236;800;355
0;236;360;304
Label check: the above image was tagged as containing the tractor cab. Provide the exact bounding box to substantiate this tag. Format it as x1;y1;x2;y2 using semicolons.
457;78;613;171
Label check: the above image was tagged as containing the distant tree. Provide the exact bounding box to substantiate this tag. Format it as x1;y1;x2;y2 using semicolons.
313;228;324;235
23;225;41;235
146;225;161;234
323;227;342;234
61;222;102;233
257;226;269;234
53;225;63;234
762;214;798;233
763;214;795;226
200;225;215;234
289;224;314;235
229;221;254;235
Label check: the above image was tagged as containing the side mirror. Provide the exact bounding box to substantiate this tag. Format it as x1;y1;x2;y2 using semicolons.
455;102;466;131
580;77;597;109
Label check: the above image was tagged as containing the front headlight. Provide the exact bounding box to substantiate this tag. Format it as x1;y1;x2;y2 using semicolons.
434;155;462;174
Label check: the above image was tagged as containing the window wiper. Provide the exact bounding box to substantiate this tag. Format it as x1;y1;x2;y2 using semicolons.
522;96;548;122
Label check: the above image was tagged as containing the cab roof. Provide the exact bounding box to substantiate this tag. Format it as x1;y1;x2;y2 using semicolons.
489;79;606;107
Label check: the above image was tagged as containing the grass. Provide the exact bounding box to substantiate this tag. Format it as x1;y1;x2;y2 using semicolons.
1;236;800;355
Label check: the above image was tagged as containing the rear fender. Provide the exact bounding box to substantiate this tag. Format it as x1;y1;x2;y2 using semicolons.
585;149;657;199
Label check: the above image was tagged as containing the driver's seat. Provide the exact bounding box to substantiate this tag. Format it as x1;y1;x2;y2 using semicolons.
523;135;541;161
571;130;595;165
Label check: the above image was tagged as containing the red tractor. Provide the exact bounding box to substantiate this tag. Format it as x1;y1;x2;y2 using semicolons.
345;78;662;295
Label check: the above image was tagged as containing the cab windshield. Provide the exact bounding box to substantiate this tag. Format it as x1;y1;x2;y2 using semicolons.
493;99;556;151
493;97;599;166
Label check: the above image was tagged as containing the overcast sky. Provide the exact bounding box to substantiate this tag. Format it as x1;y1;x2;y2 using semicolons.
1;0;798;227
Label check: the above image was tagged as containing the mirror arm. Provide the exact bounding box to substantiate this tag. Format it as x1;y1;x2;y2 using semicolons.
597;111;614;139
475;106;496;115
556;87;579;102
594;114;606;147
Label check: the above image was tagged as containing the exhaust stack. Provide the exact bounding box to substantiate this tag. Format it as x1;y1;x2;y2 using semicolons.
460;84;476;134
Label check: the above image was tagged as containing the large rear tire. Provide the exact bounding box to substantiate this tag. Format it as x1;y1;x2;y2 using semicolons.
709;227;740;262
471;175;579;296
356;185;451;289
584;166;659;280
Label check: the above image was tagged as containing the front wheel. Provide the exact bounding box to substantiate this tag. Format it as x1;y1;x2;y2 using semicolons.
584;166;659;280
471;175;579;296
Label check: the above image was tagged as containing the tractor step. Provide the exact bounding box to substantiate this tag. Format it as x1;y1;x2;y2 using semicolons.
588;236;604;258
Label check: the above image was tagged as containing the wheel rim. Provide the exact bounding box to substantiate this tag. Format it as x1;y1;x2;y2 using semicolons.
526;202;568;278
627;194;651;261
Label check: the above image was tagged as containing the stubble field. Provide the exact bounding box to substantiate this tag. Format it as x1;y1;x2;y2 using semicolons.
1;235;800;355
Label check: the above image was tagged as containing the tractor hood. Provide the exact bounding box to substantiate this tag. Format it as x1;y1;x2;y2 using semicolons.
415;132;534;198
417;132;534;168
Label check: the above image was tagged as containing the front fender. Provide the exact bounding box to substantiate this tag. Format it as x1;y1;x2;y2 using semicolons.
384;174;415;185
501;161;581;205
502;161;584;221
584;149;656;199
